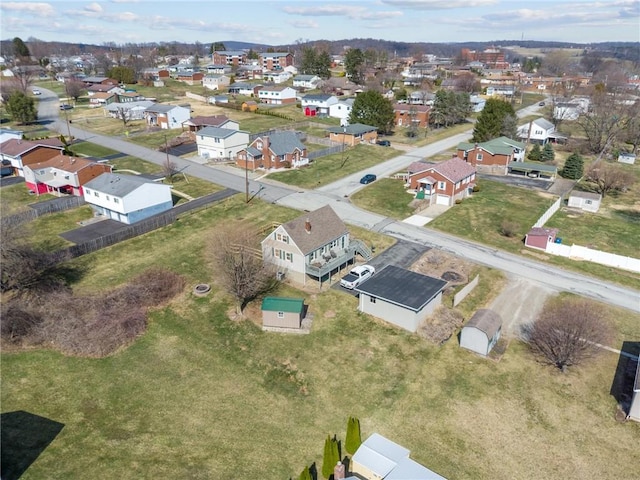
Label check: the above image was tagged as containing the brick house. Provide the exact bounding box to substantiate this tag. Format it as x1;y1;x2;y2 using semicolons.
176;72;204;85
457;136;525;175
327;123;378;146
408;156;476;206
0;138;65;177
236;131;308;170
212;50;247;66
394;103;430;128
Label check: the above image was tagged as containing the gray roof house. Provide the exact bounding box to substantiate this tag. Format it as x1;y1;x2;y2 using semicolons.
351;433;446;480
195;126;249;160
237;131;308;170
356;265;448;333
144;104;191;129
460;309;503;356
261;205;370;286
83;173;173;224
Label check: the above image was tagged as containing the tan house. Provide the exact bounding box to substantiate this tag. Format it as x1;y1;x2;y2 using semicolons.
261;297;305;330
327;123;378;146
236;132;308;171
261;205;371;286
408;157;476;206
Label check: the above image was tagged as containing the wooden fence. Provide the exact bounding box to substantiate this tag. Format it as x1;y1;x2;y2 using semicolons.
2;196;86;228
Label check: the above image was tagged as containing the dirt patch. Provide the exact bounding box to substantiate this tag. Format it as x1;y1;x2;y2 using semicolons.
409;249;474;285
417;306;465;344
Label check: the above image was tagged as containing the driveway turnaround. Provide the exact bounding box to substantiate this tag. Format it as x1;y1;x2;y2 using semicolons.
61;218;124;244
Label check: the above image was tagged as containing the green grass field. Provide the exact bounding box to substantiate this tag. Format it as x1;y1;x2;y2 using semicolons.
2;196;639;480
350;177;415;218
267;144;401;189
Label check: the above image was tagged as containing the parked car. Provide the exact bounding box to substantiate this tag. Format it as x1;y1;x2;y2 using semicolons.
60;104;73;110
376;140;391;147
340;265;376;289
32;89;41;95
360;173;377;184
538;101;546;106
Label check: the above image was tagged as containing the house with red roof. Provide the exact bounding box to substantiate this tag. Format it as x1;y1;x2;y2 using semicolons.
0;138;66;177
408;156;476;206
23;154;112;196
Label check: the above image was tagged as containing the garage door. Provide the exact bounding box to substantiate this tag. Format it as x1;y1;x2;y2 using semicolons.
436;195;450;206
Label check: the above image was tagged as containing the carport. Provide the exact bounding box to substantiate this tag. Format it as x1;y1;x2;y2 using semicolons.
508;161;557;180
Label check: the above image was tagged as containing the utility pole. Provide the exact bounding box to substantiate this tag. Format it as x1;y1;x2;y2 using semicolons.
245;158;249;203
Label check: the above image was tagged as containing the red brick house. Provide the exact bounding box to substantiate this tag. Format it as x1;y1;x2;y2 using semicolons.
394;103;430;128
176;72;204;85
260;52;294;71
23;154;112;196
213;50;248;66
457;136;525;175
236;132;308;171
0;138;66;177
408;156;476;206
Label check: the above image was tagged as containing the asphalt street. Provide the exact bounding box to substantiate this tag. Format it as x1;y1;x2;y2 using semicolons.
38;88;640;313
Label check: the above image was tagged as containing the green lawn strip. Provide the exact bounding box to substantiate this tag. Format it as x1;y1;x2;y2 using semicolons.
0;183;53;216
350;177;415;219
127;127;185;149
429;179;556;253
69;142;119;158
165;173;223;198
267;144;400;189
110;155;161;175
237;114;293;133
24;205;94;251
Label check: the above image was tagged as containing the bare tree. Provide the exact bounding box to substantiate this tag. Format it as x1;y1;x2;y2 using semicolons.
162;156;178;183
526;298;614;372
454;72;480;93
10;66;37;94
64;79;85;103
208;223;278;315
114;106;132;127
585;162;636;197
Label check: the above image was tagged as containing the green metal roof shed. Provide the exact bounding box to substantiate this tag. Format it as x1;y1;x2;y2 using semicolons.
261;297;305;329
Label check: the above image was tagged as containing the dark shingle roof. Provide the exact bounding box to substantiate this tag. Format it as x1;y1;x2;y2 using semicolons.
0;138;65;156
262;131;305;156
327;123;377;135
198;126;245;139
356;265;447;312
465;309;502;339
282;205;347;255
431;157;476;183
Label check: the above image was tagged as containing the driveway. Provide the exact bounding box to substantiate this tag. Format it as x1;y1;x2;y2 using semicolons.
61;218;124;244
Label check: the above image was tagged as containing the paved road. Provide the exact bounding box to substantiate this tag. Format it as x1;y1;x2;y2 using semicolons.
38;89;640;313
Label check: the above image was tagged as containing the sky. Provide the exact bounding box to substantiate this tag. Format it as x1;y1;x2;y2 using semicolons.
1;0;638;47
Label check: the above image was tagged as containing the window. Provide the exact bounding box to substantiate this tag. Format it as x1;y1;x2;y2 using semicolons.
277;311;284;318
369;297;376;303
215;138;220;143
85;189;91;195
476;153;483;161
114;198;119;204
438;181;446;190
94;192;99;197
285;252;293;262
585;199;592;205
106;195;110;201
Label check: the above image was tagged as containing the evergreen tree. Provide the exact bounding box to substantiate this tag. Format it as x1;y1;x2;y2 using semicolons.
6;91;37;124
472;98;516;142
348;90;394;134
527;143;542;161
108;66;135;84
299;47;331;79
344;48;365;84
541;142;556;162
13;37;30;58
345;416;362;455
561;152;584;179
321;436;333;479
298;465;312;480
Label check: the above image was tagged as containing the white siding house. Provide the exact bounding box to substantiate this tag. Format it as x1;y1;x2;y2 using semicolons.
257;86;297;105
144;104;191;130
293;75;321;89
355;266;447;333
83;173;173;224
196;126;249;160
202;74;231;90
329;98;355;126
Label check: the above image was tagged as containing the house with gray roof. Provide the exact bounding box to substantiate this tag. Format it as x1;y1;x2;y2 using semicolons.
327;123;378;146
517;118;566;145
301;94;339;116
352;433;446;480
457;136;525;174
236;131;307;170
293;74;321;89
105;101;155;120
460;309;503;356
355;265;447;333
261;205;370;286
195;126;249;160
329;98;355;126
144;104;191;129
83;173;173;224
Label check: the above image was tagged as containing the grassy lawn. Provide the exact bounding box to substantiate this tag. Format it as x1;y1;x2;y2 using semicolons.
24;205;94;251
267;144;401;189
127;128;185;149
429;179;556;253
0;184;53;216
2;196;638;479
350;177;415;219
69;141;119;158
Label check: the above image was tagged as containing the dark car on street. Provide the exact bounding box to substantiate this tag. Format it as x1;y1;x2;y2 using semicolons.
376;140;391;147
60;104;73;110
360;174;377;184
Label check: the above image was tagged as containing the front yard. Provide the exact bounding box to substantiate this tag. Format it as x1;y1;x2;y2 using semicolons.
2;195;638;480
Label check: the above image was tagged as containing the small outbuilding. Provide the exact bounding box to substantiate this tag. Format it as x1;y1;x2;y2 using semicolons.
567;190;602;213
460;309;503;356
355;265;447;333
628;361;640;422
261;297;304;329
524;227;558;251
618;152;636;165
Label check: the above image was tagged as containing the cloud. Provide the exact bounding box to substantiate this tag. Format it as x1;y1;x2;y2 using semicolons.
0;2;55;17
85;2;103;13
290;19;319;29
381;0;497;9
283;4;403;20
109;0;140;3
147;16;252;35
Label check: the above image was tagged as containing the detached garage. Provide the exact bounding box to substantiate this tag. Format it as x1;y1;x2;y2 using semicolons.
261;297;304;330
460;309;502;356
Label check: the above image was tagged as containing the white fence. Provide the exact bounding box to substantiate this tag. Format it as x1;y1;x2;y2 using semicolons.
453;275;480;307
546;243;640;273
533;197;562;228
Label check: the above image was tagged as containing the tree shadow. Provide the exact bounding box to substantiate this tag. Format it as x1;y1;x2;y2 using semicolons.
1;410;65;480
609;341;640;416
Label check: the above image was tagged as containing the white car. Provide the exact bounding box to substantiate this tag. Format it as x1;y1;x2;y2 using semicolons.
340;265;376;289
32;89;41;95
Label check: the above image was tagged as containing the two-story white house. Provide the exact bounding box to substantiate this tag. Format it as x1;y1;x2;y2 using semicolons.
263;70;292;84
261;205;371;286
517;118;566;145
257;86;297;105
328;98;355;126
301;94;339;117
196;126;249;160
293;75;322;89
83;173;173;224
144;104;191;130
202;74;231;91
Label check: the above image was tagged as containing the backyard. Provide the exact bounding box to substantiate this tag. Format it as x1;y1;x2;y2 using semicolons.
1;196;639;479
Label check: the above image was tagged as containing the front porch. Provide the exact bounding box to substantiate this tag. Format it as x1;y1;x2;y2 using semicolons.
304;239;373;287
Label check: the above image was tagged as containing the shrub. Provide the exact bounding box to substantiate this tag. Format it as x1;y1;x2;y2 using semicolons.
527;143;542;161
561;152;584;179
540;142;555;162
472;184;480;192
500;220;519;237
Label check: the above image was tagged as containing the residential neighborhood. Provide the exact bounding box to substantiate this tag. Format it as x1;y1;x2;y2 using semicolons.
0;9;639;480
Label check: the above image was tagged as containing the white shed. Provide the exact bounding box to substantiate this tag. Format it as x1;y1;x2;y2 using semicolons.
460;309;502;356
567;190;602;213
628;361;640;422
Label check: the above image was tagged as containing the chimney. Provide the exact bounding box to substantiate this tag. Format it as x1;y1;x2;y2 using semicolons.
304;218;311;234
